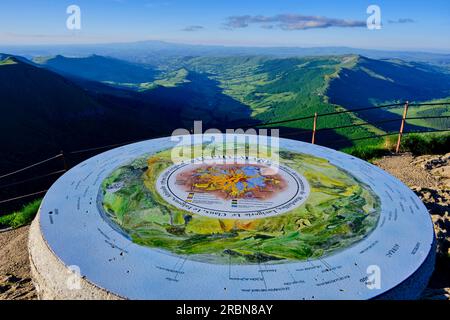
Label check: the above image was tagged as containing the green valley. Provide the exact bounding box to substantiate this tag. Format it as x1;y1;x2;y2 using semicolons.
2;51;450;178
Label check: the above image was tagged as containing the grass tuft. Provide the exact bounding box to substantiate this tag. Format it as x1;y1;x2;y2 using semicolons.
0;198;42;229
400;133;450;156
345;145;391;161
342;132;450;160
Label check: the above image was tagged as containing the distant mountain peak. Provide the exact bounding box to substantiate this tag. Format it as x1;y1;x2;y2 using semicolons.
0;57;18;66
0;54;33;66
34;54;157;84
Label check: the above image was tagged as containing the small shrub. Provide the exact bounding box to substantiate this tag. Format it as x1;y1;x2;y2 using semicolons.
0;198;42;229
344;133;450;159
345;145;391;161
401;133;450;155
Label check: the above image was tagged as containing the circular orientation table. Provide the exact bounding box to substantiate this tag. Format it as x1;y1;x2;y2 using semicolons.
29;135;435;300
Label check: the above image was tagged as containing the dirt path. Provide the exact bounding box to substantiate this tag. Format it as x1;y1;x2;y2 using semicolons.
374;154;440;189
0;152;448;300
0;225;36;300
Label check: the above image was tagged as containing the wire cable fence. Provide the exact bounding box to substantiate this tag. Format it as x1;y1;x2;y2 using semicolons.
0;170;66;190
69;140;143;155
0;100;449;210
0;154;63;180
0;190;49;205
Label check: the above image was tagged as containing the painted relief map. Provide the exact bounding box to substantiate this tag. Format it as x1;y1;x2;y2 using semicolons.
100;144;381;264
177;164;286;200
37;137;434;299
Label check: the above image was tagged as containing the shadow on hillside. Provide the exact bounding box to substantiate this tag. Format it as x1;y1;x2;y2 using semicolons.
273;126;354;149
327;57;450;133
142;71;257;130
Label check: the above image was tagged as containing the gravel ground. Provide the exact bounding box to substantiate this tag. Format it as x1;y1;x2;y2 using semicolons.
374;153;450;300
0;225;36;300
0;152;448;300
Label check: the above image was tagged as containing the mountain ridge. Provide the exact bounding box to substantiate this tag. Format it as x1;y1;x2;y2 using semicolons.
33;54;157;84
2;41;450;67
0;55;181;173
1;52;449;173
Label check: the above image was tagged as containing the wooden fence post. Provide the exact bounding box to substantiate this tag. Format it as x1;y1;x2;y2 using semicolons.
311;112;318;144
395;101;409;153
60;150;69;171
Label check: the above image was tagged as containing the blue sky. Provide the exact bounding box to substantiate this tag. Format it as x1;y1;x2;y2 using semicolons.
1;0;449;51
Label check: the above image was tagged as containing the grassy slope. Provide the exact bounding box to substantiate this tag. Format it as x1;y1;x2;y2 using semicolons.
328;56;450;107
0;56;194;165
326;56;450;137
400;132;450;155
326;58;450;156
34;53;448;148
0;56;113;167
3;53;448;161
35;55;194;91
2;54;449;222
177;54;450;153
0;57;18;66
34;54;157;84
183;55;381;148
387;98;450;130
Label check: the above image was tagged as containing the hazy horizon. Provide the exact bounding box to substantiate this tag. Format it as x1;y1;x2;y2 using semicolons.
1;0;449;52
2;39;450;56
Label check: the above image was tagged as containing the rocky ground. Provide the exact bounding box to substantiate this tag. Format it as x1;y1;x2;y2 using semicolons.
0;152;449;300
0;226;36;300
374;152;450;300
